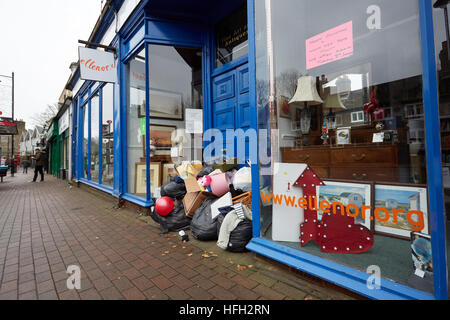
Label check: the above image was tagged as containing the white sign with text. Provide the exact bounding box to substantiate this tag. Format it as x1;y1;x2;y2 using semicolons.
79;47;117;83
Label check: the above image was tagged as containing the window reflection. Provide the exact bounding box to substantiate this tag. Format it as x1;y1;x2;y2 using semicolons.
102;83;114;187
127;48;147;198
91;94;100;183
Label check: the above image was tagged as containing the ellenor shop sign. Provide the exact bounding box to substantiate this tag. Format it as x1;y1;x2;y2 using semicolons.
78;47;117;83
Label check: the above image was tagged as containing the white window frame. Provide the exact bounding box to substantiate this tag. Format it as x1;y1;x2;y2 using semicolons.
351;111;364;123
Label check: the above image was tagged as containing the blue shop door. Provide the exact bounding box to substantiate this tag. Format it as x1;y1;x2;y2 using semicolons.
212;62;250;163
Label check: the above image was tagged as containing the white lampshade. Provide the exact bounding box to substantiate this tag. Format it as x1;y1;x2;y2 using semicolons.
323;93;346;111
289;76;323;107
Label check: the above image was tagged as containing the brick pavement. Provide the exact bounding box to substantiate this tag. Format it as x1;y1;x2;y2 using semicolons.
0;173;355;300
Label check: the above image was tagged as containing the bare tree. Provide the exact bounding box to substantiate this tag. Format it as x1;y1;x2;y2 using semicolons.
276;69;302;98
30;103;59;128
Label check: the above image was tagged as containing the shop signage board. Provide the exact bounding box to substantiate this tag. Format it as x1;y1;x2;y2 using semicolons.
58;109;69;135
79;47;117;83
0;117;18;135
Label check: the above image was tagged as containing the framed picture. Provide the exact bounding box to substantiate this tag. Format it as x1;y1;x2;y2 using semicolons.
134;163;147;196
150;125;176;156
149;88;184;121
137;101;146;118
149;162;162;197
374;184;429;240
410;232;433;274
316;180;373;230
278;95;292;119
134;162;162;197
162;163;178;185
336;127;351;145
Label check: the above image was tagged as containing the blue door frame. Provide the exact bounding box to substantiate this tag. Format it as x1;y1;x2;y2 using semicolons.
71;0;447;300
246;0;448;300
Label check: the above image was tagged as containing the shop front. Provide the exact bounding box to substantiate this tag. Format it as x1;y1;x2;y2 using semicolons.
46;121;59;177
70;0;448;299
57;106;70;179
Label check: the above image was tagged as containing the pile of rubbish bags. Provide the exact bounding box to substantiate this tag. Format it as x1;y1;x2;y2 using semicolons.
150;160;253;253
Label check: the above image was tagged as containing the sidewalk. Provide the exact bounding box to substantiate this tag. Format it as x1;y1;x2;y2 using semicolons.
0;172;356;300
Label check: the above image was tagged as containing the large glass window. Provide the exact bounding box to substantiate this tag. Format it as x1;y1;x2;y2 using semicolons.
102;83;114;187
83;105;89;179
148;44;203;198
90;93;100;183
127;48;147;198
256;0;435;293
433;0;450;296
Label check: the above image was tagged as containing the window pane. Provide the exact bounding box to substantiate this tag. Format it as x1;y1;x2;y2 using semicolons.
91;93;100;183
256;0;433;293
433;1;450;296
127;48;147;198
215;3;248;68
148;44;203;199
102;83;114;187
83;105;89;179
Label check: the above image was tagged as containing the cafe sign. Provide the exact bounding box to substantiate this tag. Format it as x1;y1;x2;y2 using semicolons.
79;47;117;83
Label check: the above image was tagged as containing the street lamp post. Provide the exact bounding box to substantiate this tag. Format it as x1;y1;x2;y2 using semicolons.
0;72;15;176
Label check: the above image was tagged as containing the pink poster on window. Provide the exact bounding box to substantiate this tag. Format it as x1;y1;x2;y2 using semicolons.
306;21;354;70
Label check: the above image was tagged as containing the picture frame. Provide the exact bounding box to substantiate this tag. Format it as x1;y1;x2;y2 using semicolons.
336;127;351;145
316;180;373;231
149;88;184;121
134;162;162;197
137;101;146;118
278;95;292;119
374;184;429;240
134;162;148;196
162;163;178;185
410;232;433;274
149;162;162;197
149;124;176;156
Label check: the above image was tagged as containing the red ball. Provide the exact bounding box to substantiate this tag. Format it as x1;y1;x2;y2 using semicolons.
155;197;175;216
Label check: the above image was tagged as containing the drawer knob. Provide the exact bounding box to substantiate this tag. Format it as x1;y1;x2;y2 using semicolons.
352;173;368;180
351;154;366;161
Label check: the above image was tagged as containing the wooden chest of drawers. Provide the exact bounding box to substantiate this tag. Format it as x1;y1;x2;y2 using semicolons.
281;144;409;183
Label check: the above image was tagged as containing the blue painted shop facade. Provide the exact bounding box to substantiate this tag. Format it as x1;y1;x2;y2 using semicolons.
68;0;448;300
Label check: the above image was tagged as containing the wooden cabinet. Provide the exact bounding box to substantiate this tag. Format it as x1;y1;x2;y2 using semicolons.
281;144;408;183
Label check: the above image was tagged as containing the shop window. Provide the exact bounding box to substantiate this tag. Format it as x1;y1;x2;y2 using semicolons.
148;44;203;199
127;48;147;198
83;105;89;179
432;0;450;295
90;93;100;183
215;3;248;68
256;0;434;294
101;83;114;187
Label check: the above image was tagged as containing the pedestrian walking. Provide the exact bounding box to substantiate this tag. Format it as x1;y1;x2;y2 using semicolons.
22;156;30;174
31;148;45;182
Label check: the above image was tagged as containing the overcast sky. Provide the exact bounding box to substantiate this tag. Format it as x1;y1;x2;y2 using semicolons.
0;0;102;129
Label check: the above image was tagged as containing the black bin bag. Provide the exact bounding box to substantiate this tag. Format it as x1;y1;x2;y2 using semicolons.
160;179;186;200
150;199;191;234
217;214;253;253
190;196;219;241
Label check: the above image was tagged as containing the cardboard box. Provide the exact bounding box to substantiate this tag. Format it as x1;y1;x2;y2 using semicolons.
182;177;213;218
